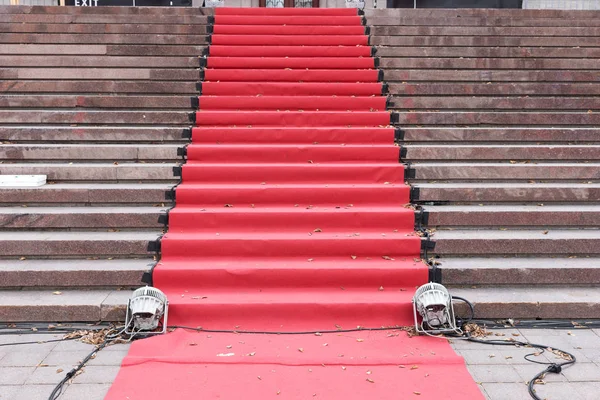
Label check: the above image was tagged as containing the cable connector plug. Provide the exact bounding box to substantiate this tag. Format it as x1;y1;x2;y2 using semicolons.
547;364;562;374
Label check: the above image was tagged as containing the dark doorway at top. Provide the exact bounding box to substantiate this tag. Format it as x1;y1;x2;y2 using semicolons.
387;0;522;7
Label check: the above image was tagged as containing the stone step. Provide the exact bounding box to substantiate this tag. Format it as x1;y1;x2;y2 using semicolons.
0;23;209;35
0;68;199;81
0;44;206;57
0;288;130;322
0;13;210;25
425;204;600;227
405;145;600;161
0;183;172;205
411;163;600;181
0;111;193;125
448;286;600;319
0;206;166;229
0;144;179;160
401;128;600;143
381;57;600;70
0;33;207;45
0;80;198;94
392;96;600;111
0;5;208;15
432;229;600;256
366;8;600;18
0;231;159;258
389;83;600;96
439;257;600;285
0;126;188;143
0;56;199;68
0;259;149;288
377;46;600;58
0;95;193;109
0;163;178;182
394;111;600;125
384;69;599;82
367;16;600;27
372;35;600;47
414;182;600;203
371;25;600;36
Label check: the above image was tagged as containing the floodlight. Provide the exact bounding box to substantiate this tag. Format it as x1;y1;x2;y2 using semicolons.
412;282;460;335
124;286;168;335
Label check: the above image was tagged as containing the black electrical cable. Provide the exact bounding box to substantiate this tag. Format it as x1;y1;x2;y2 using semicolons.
0;337;77;347
48;339;111;400
451;295;475;324
168;325;407;335
464;335;576;400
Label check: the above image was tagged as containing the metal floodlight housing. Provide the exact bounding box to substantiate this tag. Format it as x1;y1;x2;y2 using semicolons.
125;286;169;335
412;282;459;335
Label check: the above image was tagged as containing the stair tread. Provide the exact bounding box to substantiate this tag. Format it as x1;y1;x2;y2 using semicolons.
439;257;600;269
433;229;600;239
0;258;152;271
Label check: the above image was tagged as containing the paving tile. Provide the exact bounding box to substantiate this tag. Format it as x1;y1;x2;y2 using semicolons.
0;367;36;385
562;362;600;382
466;364;521;383
532;382;585;400
513;363;567;383
9;384;58;400
574;381;600;400
102;343;131;352
70;365;120;384
87;349;128;366
481;382;532;400
0;351;51;367
52;339;95;352
0;385;21;400
24;364;74;385
41;351;88;367
61;383;112;400
459;348;546;365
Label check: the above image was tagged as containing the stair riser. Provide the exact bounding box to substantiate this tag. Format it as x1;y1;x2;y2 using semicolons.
433;238;600;256
367;16;600;27
0;165;177;182
0;44;205;56
402;128;600;143
0;14;210;24
0;213;162;229
416;187;600;203
0;34;207;45
0;127;187;143
390;83;600;96
0;24;208;35
382;58;600;70
0;270;144;288
0;239;154;257
405;147;600;161
0;81;198;94
0;56;197;68
428;211;600;227
0;70;198;81
413;165;600;180
0;187;170;205
373;36;600;47
391;97;600;111
0;304;125;322
378;47;600;58
372;26;600;36
384;70;600;83
0;146;178;160
454;302;600;319
442;267;600;285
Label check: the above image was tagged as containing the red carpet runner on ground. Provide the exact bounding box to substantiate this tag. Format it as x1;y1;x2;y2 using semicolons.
107;7;483;399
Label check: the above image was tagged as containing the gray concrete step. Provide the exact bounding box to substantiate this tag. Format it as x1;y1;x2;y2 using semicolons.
0;13;210;25
439;257;600;285
411;163;600;181
0;288;130;322
371;25;600;36
382;58;600;70
0;56;199;68
384;69;600;82
0;69;198;81
0;5;209;15
389;83;600;96
0;110;193;125
432;229;600;256
377;46;600;58
0;44;206;57
0;126;188;143
405;145;600;161
425;204;600;227
372;35;600;48
0;95;193;109
0;33;207;45
0;23;208;35
414;182;600;203
0;183;172;205
0;80;198;94
0;259;149;288
0;163;178;182
448;286;600;319
0;231;159;258
401;128;600;143
391;96;600;111
0;206;166;229
0;144;179;160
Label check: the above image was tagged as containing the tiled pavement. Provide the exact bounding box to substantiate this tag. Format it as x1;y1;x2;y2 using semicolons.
0;328;598;400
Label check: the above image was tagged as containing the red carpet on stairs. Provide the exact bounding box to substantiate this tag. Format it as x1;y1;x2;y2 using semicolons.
106;7;483;399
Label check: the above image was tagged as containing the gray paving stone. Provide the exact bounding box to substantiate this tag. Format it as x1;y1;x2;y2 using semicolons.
87;349;128;366
71;366;120;384
9;384;58;400
459;348;546;365
101;343;131;352
42;351;88;367
25;364;74;385
61;383;112;400
513;362;568;383
533;382;585;400
481;382;532;400
52;339;95;352
0;351;51;367
574;381;600;400
562;362;600;382
0;367;36;385
0;385;20;400
466;364;521;383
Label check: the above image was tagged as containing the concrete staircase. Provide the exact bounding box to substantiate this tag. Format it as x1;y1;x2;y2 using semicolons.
368;7;600;318
0;5;209;321
2;5;599;322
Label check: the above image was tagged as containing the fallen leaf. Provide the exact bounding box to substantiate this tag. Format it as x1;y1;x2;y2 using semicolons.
366;378;374;383
189;343;198;346
52;291;62;295
382;256;394;261
351;255;357;259
56;369;64;373
356;339;364;342
224;204;233;208
378;286;384;291
313;228;322;232
414;392;421;396
298;348;304;353
410;365;419;370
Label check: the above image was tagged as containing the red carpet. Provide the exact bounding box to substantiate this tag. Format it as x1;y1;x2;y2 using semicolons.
106;7;483;400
